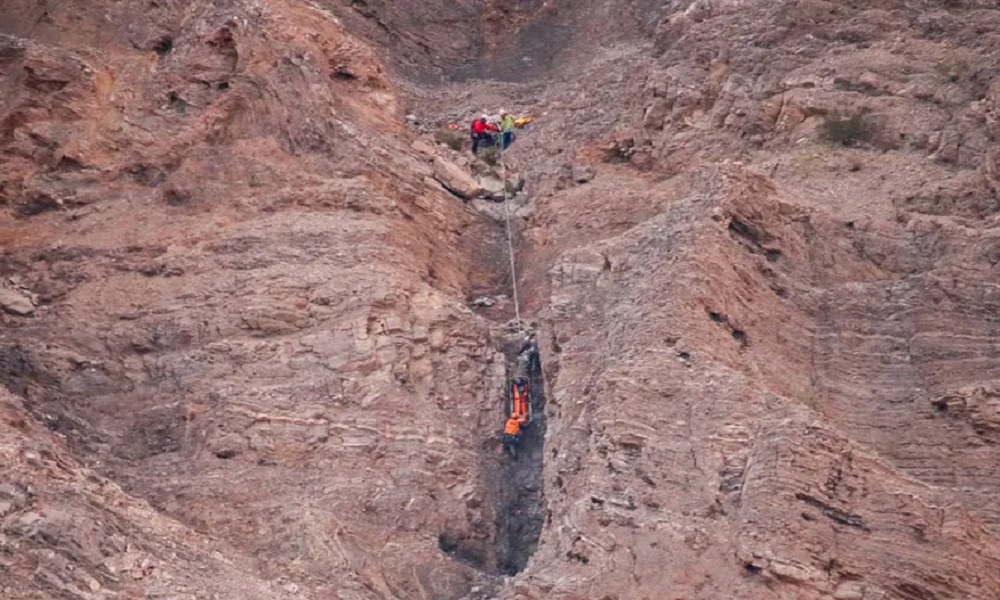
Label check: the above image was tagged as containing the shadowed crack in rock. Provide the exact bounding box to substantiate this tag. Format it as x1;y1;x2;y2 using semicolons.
439;337;546;578
493;338;546;575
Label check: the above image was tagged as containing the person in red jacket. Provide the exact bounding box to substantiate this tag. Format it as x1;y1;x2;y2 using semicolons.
470;115;500;154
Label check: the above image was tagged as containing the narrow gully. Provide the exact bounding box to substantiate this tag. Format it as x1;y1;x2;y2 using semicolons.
440;171;548;578
493;335;546;575
439;333;547;576
485;170;548;576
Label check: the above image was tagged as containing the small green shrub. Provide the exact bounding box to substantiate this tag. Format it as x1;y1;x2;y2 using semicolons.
820;113;877;147
434;128;466;151
479;147;500;165
934;59;970;83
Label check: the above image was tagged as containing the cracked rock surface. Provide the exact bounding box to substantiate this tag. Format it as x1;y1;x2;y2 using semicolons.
4;0;1000;599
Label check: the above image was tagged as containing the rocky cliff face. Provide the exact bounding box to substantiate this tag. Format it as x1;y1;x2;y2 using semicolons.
3;1;1000;599
1;2;515;597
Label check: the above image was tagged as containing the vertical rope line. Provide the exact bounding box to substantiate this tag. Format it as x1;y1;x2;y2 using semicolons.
498;130;522;329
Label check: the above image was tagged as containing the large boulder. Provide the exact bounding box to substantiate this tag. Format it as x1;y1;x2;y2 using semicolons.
0;288;34;316
432;157;482;199
643;98;669;130
478;174;505;200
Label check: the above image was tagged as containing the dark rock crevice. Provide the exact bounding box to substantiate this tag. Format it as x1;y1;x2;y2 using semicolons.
439;337;547;578
491;337;546;575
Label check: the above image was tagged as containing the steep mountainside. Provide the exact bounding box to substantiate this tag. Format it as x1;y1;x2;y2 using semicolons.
3;1;1000;599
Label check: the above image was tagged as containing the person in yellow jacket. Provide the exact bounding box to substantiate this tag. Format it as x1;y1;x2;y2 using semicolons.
499;109;517;149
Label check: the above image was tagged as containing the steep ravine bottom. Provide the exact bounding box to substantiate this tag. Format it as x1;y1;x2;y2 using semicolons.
439;201;547;580
440;335;546;578
492;336;546;575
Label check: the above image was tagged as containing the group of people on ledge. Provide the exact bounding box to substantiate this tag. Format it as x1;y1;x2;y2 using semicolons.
470;109;532;154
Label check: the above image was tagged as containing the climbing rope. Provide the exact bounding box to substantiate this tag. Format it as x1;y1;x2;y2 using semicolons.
498;137;523;330
494;129;543;456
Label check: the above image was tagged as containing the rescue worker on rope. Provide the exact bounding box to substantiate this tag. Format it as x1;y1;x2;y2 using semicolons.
502;339;539;458
503;410;527;458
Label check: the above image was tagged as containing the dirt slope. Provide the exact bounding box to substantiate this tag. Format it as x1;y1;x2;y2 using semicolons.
4;1;1000;599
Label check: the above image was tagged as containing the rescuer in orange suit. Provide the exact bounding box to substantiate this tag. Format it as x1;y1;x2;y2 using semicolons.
502;411;527;457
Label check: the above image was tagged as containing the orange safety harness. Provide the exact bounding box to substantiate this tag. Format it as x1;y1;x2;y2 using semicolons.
512;380;529;419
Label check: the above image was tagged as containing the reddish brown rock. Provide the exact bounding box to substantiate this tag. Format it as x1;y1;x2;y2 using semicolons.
3;1;1000;599
0;287;33;315
433;156;483;199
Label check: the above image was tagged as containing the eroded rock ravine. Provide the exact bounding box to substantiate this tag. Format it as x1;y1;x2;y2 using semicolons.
4;1;1000;599
439;332;547;579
